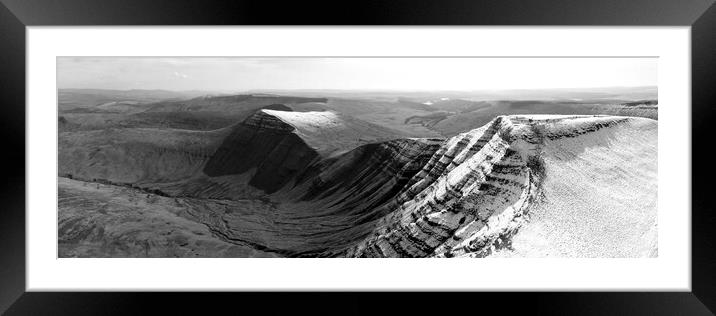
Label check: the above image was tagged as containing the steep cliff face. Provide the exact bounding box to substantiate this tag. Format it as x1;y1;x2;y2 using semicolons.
336;116;546;257
341;115;655;258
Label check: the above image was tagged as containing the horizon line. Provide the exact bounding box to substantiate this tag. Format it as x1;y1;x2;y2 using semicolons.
57;85;658;93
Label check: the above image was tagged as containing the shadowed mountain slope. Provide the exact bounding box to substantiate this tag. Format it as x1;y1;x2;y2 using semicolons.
203;109;408;193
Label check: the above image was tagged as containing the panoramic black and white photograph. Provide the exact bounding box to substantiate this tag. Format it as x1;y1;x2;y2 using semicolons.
57;57;658;258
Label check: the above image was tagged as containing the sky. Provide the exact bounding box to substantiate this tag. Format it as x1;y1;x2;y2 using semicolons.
57;57;657;92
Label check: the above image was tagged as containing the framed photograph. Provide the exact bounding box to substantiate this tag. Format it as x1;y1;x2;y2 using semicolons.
1;0;715;314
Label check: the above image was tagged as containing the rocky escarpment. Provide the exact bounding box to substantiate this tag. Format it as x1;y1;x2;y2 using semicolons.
183;114;651;258
340;117;544;257
317;116;543;257
340;115;646;258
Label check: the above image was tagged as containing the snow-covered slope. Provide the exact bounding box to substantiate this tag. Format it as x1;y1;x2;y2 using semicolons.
490;116;657;257
344;115;657;258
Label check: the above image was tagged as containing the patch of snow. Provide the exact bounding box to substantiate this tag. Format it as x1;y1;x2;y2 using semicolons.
262;109;342;132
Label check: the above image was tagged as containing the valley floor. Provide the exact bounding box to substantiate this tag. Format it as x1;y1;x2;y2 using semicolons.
58;177;279;257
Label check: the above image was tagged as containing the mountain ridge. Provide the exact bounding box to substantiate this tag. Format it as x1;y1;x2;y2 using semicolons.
58;113;658;258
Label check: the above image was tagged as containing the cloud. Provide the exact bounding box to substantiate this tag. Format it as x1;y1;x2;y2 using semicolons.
173;71;189;79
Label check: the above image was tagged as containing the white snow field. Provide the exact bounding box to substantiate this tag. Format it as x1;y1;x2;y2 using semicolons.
492;116;657;257
262;109;404;156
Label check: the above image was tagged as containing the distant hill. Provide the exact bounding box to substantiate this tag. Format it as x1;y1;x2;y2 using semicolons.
143;94;327;114
58;89;223;112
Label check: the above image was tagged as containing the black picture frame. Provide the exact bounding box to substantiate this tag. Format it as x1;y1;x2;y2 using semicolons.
1;0;714;314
